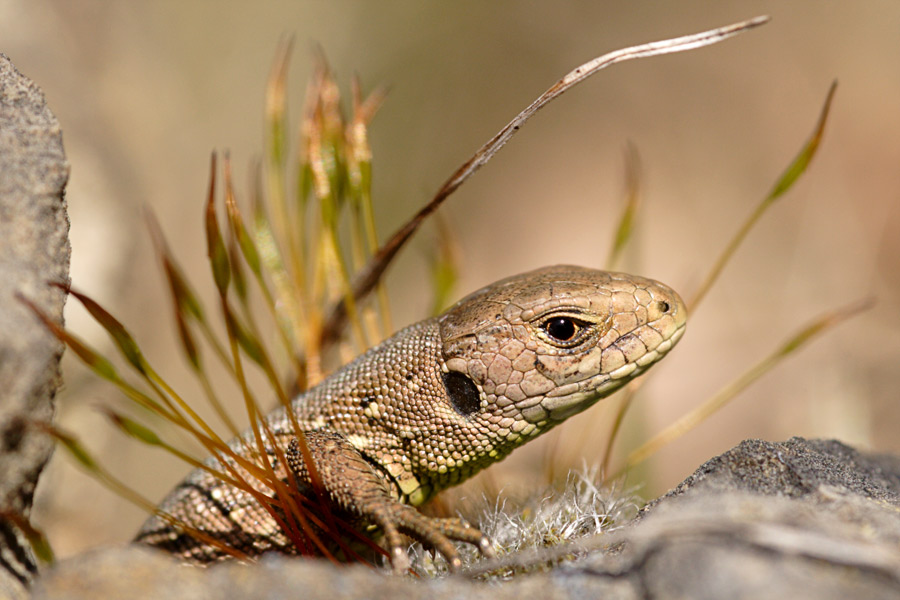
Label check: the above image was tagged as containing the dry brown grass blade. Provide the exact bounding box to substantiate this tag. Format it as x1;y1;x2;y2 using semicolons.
320;15;769;345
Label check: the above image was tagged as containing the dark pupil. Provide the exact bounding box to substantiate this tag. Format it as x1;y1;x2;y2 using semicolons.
546;317;577;341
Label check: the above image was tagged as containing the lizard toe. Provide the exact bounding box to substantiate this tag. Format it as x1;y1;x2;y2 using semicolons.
389;544;410;575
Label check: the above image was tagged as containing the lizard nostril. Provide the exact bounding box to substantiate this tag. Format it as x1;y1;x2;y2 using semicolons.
657;300;671;314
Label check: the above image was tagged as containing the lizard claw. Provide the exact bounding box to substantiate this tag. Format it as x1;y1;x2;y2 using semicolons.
477;534;497;560
390;546;410;575
377;509;494;573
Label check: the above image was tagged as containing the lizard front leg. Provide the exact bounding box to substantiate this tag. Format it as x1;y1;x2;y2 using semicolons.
285;432;495;573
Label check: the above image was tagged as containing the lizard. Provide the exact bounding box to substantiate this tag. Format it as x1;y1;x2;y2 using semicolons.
135;265;687;572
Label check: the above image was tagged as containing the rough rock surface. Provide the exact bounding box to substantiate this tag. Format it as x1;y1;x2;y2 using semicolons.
645;437;900;508
0;54;70;600
29;438;900;600
606;437;900;599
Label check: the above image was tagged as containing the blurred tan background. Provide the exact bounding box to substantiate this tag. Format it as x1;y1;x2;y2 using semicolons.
2;1;898;557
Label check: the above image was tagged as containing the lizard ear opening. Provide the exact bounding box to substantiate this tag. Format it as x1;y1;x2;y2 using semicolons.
442;371;481;417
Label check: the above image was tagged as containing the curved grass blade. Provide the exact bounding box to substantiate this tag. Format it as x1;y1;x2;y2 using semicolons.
348;77;392;340
54;285;234;450
251;161;313;385
19;292;119;384
100;409;296;503
52;283;148;376
321;15;770;345
605;143;642;271
102;409;205;468
264;36;300;282
145;207;235;375
689;81;838;311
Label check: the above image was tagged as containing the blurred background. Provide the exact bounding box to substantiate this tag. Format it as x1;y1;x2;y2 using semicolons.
2;1;897;557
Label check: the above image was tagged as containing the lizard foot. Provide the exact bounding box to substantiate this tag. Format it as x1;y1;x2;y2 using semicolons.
285;434;495;574
370;504;496;574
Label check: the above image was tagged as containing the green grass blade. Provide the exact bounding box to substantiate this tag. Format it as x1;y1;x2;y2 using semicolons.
229;236;249;303
0;510;54;565
100;409;238;476
429;217;459;316
61;286;150;375
766;81;838;203
205;153;231;296
146;209;235;373
619;296;872;475
223;307;265;366
252;164;310;377
145;210;205;321
264;37;292;248
606;144;642;271
19;293;120;383
689;81;838;311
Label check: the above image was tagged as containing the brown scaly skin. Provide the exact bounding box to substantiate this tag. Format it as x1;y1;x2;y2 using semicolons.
135;265;687;572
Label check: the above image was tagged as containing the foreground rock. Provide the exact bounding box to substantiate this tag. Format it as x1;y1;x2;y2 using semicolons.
604;437;900;598
0;54;70;600
29;438;900;600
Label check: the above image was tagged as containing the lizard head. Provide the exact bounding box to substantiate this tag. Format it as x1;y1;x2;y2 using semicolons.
433;265;686;472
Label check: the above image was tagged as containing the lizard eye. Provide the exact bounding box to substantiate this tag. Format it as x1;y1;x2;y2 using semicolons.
543;316;581;343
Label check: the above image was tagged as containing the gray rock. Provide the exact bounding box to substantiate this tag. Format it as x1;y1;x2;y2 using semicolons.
29;438;900;599
0;54;70;599
587;491;900;600
30;547;635;600
645;437;900;507
627;436;900;598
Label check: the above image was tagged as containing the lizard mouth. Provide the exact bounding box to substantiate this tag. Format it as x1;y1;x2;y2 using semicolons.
520;321;687;424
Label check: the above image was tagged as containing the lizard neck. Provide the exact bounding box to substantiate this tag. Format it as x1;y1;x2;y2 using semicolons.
290;319;523;506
